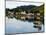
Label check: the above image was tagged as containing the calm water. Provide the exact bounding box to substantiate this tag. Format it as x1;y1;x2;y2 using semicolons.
6;17;44;34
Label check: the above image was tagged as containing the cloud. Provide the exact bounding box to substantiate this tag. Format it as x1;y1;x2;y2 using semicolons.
6;1;43;9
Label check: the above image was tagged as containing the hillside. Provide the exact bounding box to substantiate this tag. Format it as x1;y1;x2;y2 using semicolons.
31;4;44;15
6;4;44;16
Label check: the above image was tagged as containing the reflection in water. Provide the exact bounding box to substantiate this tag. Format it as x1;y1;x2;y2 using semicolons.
6;17;44;34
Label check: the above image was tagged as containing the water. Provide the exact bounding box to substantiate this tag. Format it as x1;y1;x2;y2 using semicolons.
5;17;44;34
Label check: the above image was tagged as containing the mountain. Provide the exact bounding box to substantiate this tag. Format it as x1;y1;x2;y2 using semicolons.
14;5;37;12
31;4;44;15
6;4;44;15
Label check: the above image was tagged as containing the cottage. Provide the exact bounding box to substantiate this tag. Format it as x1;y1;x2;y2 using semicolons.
21;11;26;14
27;13;34;16
27;16;31;19
36;16;40;20
37;13;40;16
21;16;25;20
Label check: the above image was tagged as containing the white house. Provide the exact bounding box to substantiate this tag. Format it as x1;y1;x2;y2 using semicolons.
21;11;26;14
37;13;40;16
26;13;34;16
21;16;25;20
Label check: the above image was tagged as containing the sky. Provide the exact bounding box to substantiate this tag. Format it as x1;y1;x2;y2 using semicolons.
6;1;43;9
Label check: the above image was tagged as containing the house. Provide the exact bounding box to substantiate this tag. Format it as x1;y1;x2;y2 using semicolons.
21;11;26;14
36;16;40;20
26;13;34;16
36;13;40;16
21;16;25;20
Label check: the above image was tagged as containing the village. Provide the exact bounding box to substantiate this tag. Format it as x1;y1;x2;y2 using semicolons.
6;10;44;30
7;10;42;21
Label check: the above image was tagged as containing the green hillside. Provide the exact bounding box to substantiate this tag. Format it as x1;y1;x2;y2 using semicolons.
31;4;44;15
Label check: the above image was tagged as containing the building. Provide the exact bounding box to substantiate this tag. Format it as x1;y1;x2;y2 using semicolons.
21;16;25;20
21;11;26;14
